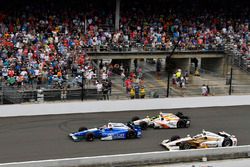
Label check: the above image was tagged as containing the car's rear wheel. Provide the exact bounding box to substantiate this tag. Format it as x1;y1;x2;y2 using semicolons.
175;112;184;117
126;130;136;139
222;138;232;147
180;142;191;150
132;116;140;122
176;112;189;119
85;132;94;141
139;121;148;130
170;135;181;141
177;120;186;128
78;127;88;132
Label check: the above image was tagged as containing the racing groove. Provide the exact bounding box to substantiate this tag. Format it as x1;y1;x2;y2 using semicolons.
0;105;250;163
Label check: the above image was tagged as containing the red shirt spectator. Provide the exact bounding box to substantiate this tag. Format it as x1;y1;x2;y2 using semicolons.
8;69;14;77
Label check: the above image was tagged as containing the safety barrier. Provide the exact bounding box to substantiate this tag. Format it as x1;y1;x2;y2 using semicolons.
1;145;250;167
0;95;250;117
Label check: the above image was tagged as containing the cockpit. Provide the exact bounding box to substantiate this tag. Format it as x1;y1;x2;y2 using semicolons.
108;123;113;128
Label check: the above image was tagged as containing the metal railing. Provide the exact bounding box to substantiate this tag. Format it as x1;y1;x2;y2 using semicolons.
83;43;225;53
1;75;250;104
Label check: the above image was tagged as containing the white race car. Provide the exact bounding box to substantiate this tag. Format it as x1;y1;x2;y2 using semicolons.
161;130;237;151
131;112;190;130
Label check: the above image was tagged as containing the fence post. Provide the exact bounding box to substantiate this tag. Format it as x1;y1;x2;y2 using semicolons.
37;88;44;103
61;87;67;101
81;71;85;101
0;79;3;105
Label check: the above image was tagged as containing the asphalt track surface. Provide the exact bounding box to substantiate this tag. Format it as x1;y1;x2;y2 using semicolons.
0;105;250;163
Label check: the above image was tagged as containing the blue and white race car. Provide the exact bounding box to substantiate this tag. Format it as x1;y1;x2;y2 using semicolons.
69;122;142;141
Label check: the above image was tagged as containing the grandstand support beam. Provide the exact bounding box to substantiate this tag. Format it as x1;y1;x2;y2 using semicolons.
188;58;191;74
229;67;233;95
115;0;121;31
130;59;134;72
0;82;3;105
92;60;100;79
81;71;85;101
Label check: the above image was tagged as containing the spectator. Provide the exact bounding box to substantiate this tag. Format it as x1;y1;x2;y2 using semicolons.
206;85;210;95
96;80;103;100
120;71;126;87
125;77;132;94
153;90;159;98
130;86;135;99
175;69;182;87
102;81;109;100
107;79;112;96
140;86;145;98
102;71;108;80
201;84;208;96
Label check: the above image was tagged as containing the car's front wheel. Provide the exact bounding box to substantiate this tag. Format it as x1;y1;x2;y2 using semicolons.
85;132;94;141
177;120;186;128
139;121;148;130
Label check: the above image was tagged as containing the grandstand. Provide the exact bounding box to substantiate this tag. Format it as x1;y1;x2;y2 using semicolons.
1;0;250;104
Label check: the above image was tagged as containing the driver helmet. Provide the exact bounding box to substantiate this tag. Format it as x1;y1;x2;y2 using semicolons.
108;123;112;128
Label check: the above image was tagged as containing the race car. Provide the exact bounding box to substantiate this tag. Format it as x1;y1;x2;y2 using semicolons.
69;122;142;142
131;112;190;130
161;130;237;150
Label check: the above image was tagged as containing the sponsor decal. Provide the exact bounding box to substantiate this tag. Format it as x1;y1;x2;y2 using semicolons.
113;133;125;139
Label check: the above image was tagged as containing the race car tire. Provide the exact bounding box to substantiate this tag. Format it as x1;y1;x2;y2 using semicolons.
176;112;189;119
175;112;184;117
132;116;140;122
139;121;148;130
222;138;233;147
85;132;94;141
181;116;189;120
126;130;136;139
177;120;186;128
78;127;88;132
179;142;192;150
153;123;160;129
170;135;181;141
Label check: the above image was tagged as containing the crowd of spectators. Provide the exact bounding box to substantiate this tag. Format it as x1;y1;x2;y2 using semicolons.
0;0;250;90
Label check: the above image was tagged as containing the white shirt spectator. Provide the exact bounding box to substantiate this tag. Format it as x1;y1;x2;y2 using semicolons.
222;27;227;34
54;36;59;43
102;72;108;80
86;71;93;81
34;69;40;76
93;37;97;46
96;82;103;92
88;18;93;25
201;85;208;96
2;67;8;77
20;70;28;76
